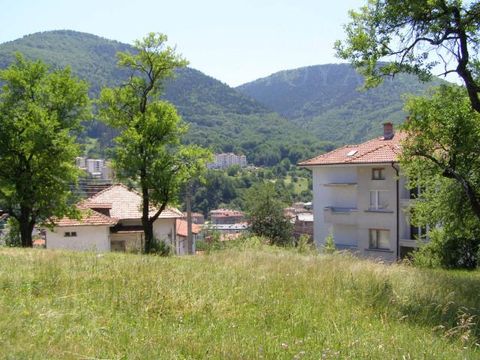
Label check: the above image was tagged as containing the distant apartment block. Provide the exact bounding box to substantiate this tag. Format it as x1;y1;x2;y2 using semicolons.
207;153;247;169
76;157;113;180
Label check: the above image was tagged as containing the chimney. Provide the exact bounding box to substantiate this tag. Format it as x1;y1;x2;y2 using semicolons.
383;122;394;140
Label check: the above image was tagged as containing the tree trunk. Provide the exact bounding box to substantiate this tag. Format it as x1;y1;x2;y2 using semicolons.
141;184;154;253
18;210;34;247
186;182;193;254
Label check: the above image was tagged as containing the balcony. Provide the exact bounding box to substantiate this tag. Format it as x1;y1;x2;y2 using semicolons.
323;182;357;187
324;207;358;225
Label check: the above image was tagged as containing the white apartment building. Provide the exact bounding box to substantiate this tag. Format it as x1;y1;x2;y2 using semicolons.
299;123;421;261
207;153;247;169
76;157;113;180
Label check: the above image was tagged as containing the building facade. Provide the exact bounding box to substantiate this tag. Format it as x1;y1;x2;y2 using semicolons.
207;153;247;169
45;184;187;254
299;123;420;261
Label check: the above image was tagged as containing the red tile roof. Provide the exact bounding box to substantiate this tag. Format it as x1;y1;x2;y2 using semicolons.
85;184;183;220
176;219;202;237
53;208;118;227
299;131;407;166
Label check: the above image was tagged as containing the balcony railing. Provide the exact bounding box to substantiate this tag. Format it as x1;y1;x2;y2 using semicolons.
324;207;358;225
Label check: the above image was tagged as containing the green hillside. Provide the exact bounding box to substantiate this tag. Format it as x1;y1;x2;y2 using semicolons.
0;30;329;165
237;64;444;144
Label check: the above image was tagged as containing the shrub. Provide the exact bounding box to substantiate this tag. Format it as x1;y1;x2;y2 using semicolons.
296;234;315;254
323;231;336;254
412;228;480;269
4;218;21;247
149;238;172;256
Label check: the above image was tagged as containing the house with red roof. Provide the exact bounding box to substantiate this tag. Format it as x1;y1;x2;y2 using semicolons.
176;219;203;252
45;184;186;254
299;123;421;260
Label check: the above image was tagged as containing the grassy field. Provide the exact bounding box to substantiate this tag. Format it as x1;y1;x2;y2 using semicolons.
1;244;480;359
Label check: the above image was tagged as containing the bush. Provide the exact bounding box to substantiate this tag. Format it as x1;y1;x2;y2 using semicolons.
323;231;336;254
4;218;21;247
150;238;172;256
296;234;315;254
412;229;480;269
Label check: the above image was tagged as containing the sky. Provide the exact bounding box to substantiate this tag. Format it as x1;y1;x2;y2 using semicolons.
1;0;365;86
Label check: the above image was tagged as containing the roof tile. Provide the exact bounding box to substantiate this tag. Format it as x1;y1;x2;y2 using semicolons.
299;131;406;166
85;184;183;220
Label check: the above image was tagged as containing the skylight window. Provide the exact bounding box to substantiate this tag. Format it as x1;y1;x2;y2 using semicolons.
346;149;358;157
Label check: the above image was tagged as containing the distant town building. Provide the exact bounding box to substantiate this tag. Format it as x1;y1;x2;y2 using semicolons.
207;153;247;169
293;212;314;240
76;157;113;180
182;212;205;225
209;209;245;224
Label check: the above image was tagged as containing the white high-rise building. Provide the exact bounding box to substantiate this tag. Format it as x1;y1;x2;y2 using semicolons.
208;153;247;169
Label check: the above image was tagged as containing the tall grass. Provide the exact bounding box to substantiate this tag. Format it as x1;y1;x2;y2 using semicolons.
0;245;479;359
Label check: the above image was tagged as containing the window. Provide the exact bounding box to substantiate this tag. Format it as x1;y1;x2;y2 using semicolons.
369;229;390;250
64;231;77;237
372;168;385;180
410;224;429;240
369;190;389;210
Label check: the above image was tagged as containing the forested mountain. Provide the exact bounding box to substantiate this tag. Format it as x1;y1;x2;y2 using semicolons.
237;64;444;144
0;31;443;165
0;30;330;165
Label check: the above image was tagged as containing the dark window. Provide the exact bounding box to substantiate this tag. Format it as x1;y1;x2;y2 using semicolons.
369;229;390;249
372;168;385;180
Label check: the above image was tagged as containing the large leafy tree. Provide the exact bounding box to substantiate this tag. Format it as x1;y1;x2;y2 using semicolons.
0;54;90;247
401;85;480;222
335;0;480;112
244;182;293;246
100;33;210;253
401;85;480;267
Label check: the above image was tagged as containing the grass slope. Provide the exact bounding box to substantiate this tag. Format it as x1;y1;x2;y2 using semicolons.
1;246;479;359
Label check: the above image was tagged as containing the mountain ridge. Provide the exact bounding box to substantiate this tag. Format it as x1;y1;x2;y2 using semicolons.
237;63;443;144
0;30;329;166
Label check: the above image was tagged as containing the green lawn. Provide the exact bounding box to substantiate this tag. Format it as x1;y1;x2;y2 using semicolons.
0;245;479;359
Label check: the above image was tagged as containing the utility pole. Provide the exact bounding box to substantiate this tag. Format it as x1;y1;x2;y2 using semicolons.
186;180;193;254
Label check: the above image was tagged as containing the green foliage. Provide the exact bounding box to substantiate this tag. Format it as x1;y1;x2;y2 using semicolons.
335;0;480;112
4;218;20;247
238;64;442;145
401;85;480;269
0;30;331;167
323;231;336;254
244;182;293;246
100;33;211;253
296;234;315;254
413;228;480;270
1;247;480;358
188;167;311;216
0;54;90;246
149;238;172;257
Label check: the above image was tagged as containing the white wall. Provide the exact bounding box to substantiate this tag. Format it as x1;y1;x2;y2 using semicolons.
46;226;111;252
312;166;358;247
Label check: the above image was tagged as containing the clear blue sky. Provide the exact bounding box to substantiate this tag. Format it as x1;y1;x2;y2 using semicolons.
1;0;364;86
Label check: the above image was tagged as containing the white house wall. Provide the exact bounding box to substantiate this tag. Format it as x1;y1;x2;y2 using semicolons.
312;166;358;248
312;164;411;261
46;226;111;252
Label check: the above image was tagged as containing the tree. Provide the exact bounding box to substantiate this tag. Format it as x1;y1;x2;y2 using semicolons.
400;85;480;267
99;33;210;253
0;54;90;247
401;85;480;221
244;182;293;246
335;0;480;112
